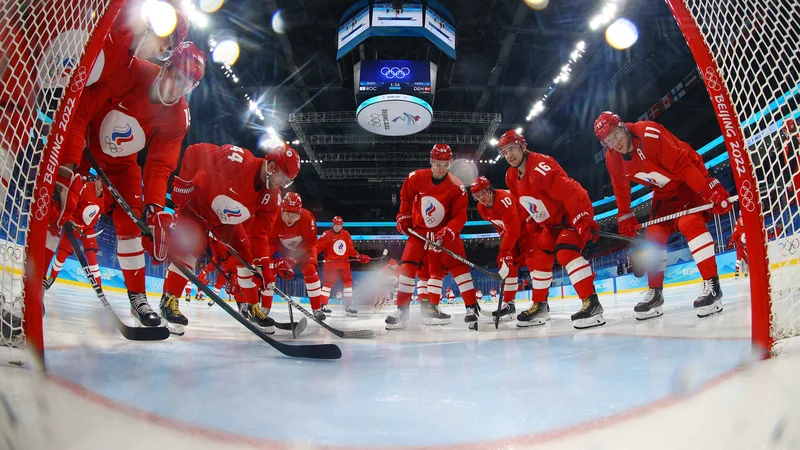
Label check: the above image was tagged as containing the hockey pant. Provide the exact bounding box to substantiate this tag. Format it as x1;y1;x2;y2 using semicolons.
645;189;717;288
523;227;595;303
396;231;476;307
261;263;322;310
45;224;101;285
320;265;354;306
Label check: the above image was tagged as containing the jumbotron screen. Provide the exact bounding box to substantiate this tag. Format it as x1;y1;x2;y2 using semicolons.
358;60;432;95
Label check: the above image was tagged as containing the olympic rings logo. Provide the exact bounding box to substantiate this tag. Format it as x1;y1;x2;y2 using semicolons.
0;244;23;262
703;66;722;92
739;179;757;213
69;65;88;93
34;186;51;221
381;66;410;79
779;237;799;257
368;113;382;127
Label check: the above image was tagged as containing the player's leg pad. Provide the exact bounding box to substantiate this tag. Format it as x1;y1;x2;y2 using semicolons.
128;292;162;327
635;287;664;321
516;301;550;327
571;294;606;329
385;305;410;330
421;302;451;326
159;294;188;336
694;276;723;318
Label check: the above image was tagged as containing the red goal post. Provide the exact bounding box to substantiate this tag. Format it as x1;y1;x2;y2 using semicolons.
0;0;126;367
665;0;800;356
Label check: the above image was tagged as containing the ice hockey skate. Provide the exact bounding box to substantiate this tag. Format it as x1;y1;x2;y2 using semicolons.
385;305;410;330
345;305;358;317
129;292;162;328
321;305;333;316
464;304;479;330
571;294;605;329
694;275;723;318
248;304;275;334
313;309;327;322
421;302;451;325
635;288;664;321
516;301;550;327
491;301;516;321
159;294;188;336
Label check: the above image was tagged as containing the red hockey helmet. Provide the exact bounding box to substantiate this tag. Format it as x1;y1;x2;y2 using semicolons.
169;6;190;48
332;216;343;226
781;118;797;140
265;144;301;187
157;41;205;105
281;192;302;214
430;143;453;161
594;111;625;142
497;130;526;155
469;176;492;195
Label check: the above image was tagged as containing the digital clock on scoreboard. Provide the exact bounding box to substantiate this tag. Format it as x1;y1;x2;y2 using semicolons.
357;60;432;95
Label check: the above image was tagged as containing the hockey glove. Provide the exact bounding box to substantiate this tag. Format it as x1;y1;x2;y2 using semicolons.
225;273;239;296
616;211;639;238
170;175;195;210
357;253;371;264
434;227;456;246
572;211;599;242
254;257;275;290
396;213;412;235
272;256;297;279
145;204;175;263
497;251;514;280
701;177;732;214
54;167;84;228
727;240;734;249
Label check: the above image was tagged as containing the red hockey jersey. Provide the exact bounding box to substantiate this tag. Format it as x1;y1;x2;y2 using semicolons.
178;143;280;263
729;217;746;247
605;121;709;214
270;209;318;263
505;152;593;228
399;169;467;234
318;228;358;267
476;189;521;253
63;58;190;209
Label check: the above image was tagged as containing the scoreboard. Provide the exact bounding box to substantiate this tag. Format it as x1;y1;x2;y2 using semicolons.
357;60;432;95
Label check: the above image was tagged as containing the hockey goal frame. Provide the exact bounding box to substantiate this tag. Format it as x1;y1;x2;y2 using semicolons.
17;0;127;366
664;0;774;356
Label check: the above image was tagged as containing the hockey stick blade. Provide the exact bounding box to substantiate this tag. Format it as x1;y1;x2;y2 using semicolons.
85;151;341;359
64;224;170;341
274;317;307;337
407;230;502;281
273;287;376;339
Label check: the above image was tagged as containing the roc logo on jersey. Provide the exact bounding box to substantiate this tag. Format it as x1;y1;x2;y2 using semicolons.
280;236;304;249
421;196;445;228
519;196;550;223
82;204;100;226
211;195;251;224
334;239;347;256
633;171;671;188
99;111;146;157
490;219;505;231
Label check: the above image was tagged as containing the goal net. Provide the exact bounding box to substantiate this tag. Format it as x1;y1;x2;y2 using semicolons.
666;1;800;355
1;0;124;365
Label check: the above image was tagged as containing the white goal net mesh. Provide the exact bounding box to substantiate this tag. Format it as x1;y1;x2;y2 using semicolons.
678;1;800;344
1;0;113;352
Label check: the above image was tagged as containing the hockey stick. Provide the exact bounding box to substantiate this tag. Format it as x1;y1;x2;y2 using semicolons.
635;195;738;230
321;249;388;263
84;151;341;359
493;280;505;329
206;229;376;339
202;249;307;337
407;229;503;282
64;222;170;341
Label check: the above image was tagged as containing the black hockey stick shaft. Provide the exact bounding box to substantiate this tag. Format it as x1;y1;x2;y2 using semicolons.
494;280;505;329
207;229;375;339
64;222;169;341
85;151;340;359
407;229;502;281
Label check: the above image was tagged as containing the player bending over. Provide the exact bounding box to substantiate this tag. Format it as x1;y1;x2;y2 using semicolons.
595;111;730;319
389;144;479;330
728;216;748;278
318;216;370;316
499;130;605;329
161;142;299;335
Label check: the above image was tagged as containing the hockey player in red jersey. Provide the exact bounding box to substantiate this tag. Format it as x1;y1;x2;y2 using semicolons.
470;176;523;321
595;111;730;319
498;129;606;329
389;144;479;330
43;175;109;289
728;216;748;278
161;142;299;335
55;41;206;329
260;193;328;322
318;216;370;317
445;287;456;304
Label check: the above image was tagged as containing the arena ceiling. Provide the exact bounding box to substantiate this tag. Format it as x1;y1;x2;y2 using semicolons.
182;0;728;220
